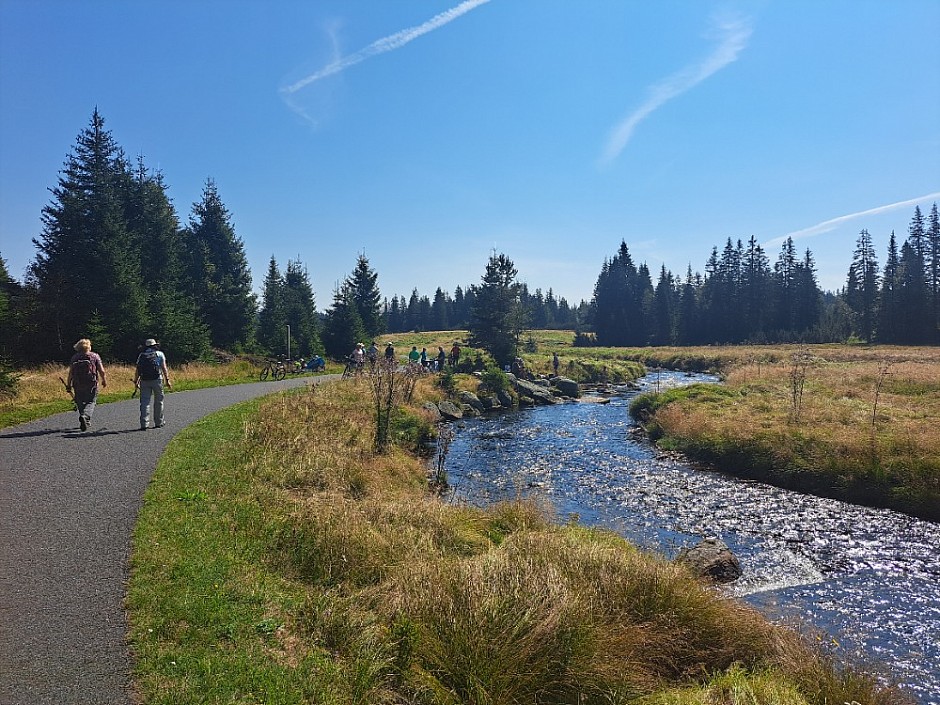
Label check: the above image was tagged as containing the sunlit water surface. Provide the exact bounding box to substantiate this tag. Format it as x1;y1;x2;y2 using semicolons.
444;371;940;704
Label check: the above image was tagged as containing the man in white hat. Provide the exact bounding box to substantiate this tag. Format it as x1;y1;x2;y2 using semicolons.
134;338;172;430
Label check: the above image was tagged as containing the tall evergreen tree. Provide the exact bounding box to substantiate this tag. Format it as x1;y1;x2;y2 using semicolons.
741;236;771;340
591;242;647;346
183;178;255;350
257;257;287;354
897;239;931;343
28;109;149;360
468;253;527;366
793;249;821;335
430;287;450;330
771;237;800;336
651;265;675;345
676;266;700;345
346;253;383;339
283;259;321;356
845;229;880;342
928;203;940;342
321;282;367;358
877;232;903;343
127;160;210;361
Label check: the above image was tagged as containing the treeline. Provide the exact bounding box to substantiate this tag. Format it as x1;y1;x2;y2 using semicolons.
586;204;939;347
382;285;583;334
1;111;937;374
0;111;386;366
0;110;256;364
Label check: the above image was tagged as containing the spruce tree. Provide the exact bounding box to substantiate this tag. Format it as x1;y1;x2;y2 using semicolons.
468;252;527;366
928;203;940;342
321;282;367;358
651;265;675;345
430;287;450;330
877;232;903;343
346;254;383;339
845;229;880;342
28;109;148;360
257;257;287;354
183;179;256;350
283;259;321;356
741;236;771;340
126;160;210;362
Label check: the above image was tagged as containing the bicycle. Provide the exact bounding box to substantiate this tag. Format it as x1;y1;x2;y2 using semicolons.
259;358;287;381
341;356;364;380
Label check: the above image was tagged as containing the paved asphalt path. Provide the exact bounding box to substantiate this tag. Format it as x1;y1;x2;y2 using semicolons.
0;376;333;705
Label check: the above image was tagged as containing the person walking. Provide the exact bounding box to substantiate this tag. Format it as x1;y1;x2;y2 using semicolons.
552;351;560;377
437;346;446;371
384;342;396;363
134;338;172;430
450;342;461;368
65;338;107;431
408;346;420;365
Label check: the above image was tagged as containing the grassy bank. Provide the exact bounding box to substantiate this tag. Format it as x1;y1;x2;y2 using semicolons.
128;375;909;704
629;346;940;521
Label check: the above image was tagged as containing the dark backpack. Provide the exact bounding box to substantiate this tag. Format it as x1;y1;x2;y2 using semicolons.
70;354;97;389
137;349;161;381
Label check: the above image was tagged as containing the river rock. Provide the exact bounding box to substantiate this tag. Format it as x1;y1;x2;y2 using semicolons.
458;390;485;413
421;402;442;422
514;378;557;405
437;400;463;420
675;538;742;584
461;403;481;418
496;389;515;409
551;376;580;398
479;394;500;410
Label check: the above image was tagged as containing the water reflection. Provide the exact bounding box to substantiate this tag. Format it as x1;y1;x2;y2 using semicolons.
445;371;940;704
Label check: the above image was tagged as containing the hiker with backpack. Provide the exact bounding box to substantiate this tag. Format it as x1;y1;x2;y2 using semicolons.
65;338;107;431
134;338;172;430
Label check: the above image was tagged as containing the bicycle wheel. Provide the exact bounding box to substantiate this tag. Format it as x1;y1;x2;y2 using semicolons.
260;365;270;381
342;363;353;379
274;366;287;381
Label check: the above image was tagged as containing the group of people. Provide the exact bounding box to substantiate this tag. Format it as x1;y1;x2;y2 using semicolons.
65;337;172;432
405;342;460;372
345;341;461;373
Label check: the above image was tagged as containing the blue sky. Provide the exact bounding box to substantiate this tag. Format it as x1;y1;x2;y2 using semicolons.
1;0;938;307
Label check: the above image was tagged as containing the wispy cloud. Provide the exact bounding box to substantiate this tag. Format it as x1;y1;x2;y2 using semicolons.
282;0;491;96
764;192;940;248
599;13;753;165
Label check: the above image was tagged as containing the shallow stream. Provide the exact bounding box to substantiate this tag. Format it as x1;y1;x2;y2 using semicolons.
444;371;940;704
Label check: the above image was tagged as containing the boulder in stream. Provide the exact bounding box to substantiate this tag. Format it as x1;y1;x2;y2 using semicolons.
551;376;580;398
437;400;463;420
675;538;742;584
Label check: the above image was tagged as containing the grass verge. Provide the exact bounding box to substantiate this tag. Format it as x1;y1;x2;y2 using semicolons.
128;376;911;704
0;359;339;429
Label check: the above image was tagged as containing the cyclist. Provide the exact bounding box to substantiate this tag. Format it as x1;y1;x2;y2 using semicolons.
367;341;379;368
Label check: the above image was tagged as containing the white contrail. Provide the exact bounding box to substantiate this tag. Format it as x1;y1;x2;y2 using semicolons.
282;0;491;95
600;13;752;165
764;191;940;248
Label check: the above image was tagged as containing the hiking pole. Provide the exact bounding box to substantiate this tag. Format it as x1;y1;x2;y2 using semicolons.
58;376;76;409
58;376;74;400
